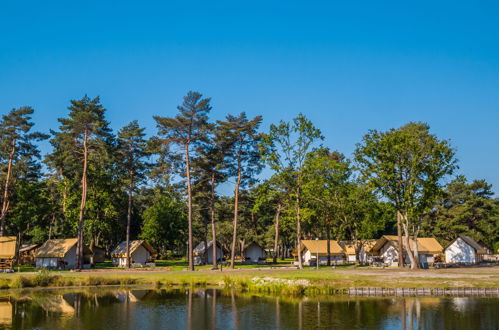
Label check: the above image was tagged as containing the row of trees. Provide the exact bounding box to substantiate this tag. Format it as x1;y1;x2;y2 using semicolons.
0;92;497;270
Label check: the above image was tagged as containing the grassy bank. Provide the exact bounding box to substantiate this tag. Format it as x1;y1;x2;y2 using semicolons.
0;266;498;295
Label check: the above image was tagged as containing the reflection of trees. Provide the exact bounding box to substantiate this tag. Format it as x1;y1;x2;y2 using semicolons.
3;289;498;329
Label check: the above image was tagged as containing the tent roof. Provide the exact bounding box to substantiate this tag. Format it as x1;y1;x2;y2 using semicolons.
0;236;17;259
372;235;443;254
301;240;344;255
243;242;265;252
111;240;156;257
447;236;487;254
193;240;224;255
19;243;41;253
36;239;82;258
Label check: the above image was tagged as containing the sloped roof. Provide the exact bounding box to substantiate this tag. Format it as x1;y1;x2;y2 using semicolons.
340;242;356;255
193;240;224;255
19;243;41;253
372;235;443;254
111;240;157;258
361;239;378;253
36;239;81;258
301;240;344;255
447;236;487;254
243;242;265;252
0;236;17;259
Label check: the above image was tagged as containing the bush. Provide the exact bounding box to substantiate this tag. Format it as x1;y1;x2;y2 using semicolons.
11;276;31;288
33;269;55;287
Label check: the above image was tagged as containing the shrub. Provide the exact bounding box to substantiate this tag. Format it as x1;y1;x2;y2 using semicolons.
33;269;55;287
11;276;31;288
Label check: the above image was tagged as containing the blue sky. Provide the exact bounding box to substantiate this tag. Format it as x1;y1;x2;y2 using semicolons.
1;1;498;193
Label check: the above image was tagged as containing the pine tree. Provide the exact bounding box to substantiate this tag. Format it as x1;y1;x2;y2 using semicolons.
117;120;149;268
217;113;263;269
0;106;48;236
47;96;113;269
154;91;211;271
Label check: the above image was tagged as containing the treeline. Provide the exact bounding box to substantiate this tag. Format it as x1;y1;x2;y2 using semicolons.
0;91;498;269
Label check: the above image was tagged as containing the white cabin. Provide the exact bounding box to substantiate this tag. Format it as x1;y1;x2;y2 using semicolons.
111;240;156;267
243;242;266;263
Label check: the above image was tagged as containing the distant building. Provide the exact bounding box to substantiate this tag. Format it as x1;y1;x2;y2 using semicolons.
35;238;93;269
339;241;357;263
445;236;487;264
193;241;224;265
18;243;42;265
111;240;156;267
359;240;377;265
298;240;344;265
371;235;443;267
243;242;266;263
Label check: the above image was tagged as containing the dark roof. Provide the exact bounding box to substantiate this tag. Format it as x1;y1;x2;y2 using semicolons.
193;241;223;255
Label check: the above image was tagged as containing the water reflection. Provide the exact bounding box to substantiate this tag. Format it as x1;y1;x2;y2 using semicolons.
0;289;496;329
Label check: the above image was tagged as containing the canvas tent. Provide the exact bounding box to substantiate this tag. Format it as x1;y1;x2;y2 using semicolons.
339;241;357;263
298;240;344;265
193;241;224;265
35;238;93;269
371;235;443;267
18;243;41;265
111;240;156;267
243;242;266;263
0;236;17;270
445;236;487;264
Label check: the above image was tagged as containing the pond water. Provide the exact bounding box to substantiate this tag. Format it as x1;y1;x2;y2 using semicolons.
0;288;497;329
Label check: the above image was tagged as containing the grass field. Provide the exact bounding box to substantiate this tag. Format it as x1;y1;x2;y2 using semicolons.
0;260;497;294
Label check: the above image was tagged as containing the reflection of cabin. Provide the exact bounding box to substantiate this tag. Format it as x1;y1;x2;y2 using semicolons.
18;243;41;265
0;236;17;270
111;240;156;267
0;301;12;325
35;238;93;269
445;236;487;264
371;235;443;267
193;241;224;265
243;242;266;264
297;240;344;265
38;295;75;314
114;290;151;303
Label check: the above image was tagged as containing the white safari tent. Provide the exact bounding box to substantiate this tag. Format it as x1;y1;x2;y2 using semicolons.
445;236;487;264
193;241;224;265
35;238;92;269
243;242;266;263
111;240;156;267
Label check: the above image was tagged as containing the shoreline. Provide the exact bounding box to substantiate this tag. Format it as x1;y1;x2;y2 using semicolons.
0;266;497;295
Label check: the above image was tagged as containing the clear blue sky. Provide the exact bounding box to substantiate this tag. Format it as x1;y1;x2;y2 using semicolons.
1;1;498;193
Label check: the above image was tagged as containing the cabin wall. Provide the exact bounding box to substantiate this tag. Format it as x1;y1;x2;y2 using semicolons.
244;245;265;262
36;258;59;268
206;246;223;264
445;238;477;263
64;245;77;268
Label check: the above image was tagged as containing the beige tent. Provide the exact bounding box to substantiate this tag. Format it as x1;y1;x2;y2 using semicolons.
36;238;92;269
0;236;17;270
111;240;156;267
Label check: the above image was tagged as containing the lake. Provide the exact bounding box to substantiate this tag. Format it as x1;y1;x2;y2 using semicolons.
0;288;498;329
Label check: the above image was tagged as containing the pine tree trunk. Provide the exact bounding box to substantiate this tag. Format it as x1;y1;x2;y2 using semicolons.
185;144;194;271
296;187;303;269
230;169;241;269
397;210;404;268
125;177;133;268
273;203;281;263
76;130;88;270
326;214;331;266
210;173;218;269
0;141;16;236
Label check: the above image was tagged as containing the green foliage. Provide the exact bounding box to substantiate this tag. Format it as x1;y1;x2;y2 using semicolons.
140;194;186;256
